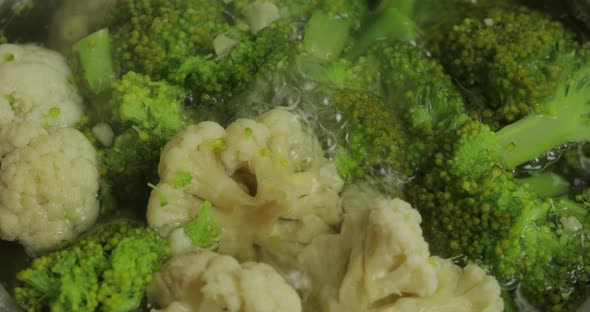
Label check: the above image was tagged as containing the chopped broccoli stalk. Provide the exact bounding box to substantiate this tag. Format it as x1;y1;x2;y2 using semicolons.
73;28;115;95
183;201;219;248
351;7;418;57
13;222;169;312
519;172;570;198
303;10;351;61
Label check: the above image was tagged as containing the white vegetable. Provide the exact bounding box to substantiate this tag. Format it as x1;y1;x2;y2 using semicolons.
0;44;83;156
48;0;119;54
148;249;302;312
92;122;114;147
213;35;239;59
0;128;100;254
147;108;343;261
299;185;504;312
390;257;505;312
242;1;280;34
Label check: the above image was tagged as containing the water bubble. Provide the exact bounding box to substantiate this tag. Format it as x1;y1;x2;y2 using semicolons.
500;274;522;290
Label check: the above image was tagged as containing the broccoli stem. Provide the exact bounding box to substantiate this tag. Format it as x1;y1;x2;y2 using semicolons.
496;113;571;168
520;172;570;198
351;7;418;57
303;10;351;61
73;28;115;94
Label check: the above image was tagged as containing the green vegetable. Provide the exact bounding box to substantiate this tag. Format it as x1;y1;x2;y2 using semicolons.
73;28;115;95
107;0;302;113
303;10;351;61
433;4;586;126
174;172;193;189
183;201;219;248
13;222;169;312
329;90;409;184
519;172;571;198
406;112;590;311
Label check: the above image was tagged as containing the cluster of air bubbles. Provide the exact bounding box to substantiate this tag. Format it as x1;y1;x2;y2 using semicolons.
500;274;523;291
515;143;572;174
290;21;306;42
229;65;409;194
366;163;409;196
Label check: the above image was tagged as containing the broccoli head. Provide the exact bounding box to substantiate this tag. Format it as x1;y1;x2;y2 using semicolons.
13;221;169;312
374;41;465;136
406;112;590;311
109;0;230;78
161;22;294;111
108;0;303;110
433;4;585;128
91;71;193;209
324;90;409;191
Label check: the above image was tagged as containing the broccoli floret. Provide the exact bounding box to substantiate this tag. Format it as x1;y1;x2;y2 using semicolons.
518;195;590;311
106;71;188;138
161;22;294;112
433;4;586;128
406;112;590;311
327;90;409;186
374;41;465;135
84;71;193;212
109;0;230;78
13;221;169;312
107;0;304;111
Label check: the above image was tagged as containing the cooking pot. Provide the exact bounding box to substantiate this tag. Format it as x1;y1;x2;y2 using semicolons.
1;1;590;311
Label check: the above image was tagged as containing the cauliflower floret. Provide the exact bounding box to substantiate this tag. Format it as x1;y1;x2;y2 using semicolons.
147;249;302;312
48;0;119;54
0;44;83;155
391;257;505;312
299;185;504;312
0;128;100;254
147;108;343;261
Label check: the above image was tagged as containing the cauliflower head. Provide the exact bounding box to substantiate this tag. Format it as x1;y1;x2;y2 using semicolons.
147;108;344;261
147;249;302;312
0;128;100;254
0;44;83;157
299;185;504;312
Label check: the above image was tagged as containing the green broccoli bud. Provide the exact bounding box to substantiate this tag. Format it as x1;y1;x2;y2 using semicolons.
13;222;169;312
174;172;193;189
183;201;220;248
